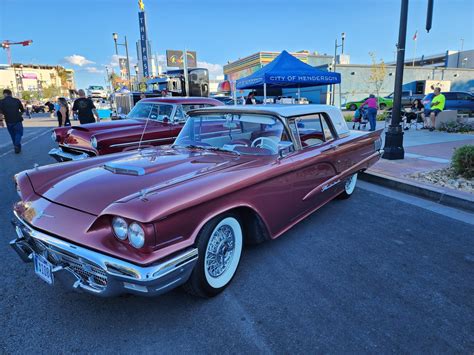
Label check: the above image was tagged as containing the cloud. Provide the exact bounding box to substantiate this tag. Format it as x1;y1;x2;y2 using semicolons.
197;61;223;80
64;54;94;67
84;66;104;74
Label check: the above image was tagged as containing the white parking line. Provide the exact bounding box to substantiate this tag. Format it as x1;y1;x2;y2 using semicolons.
0;128;52;158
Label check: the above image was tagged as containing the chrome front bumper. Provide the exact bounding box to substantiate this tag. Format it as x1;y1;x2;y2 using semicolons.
10;214;198;297
48;147;90;162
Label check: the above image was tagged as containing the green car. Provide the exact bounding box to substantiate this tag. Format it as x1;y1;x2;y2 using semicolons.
345;96;393;110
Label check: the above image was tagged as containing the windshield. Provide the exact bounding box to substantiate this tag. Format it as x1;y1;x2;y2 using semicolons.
128;102;174;121
174;113;291;156
89;86;104;90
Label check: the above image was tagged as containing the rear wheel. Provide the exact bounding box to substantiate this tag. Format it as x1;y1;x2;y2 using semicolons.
380;103;387;110
338;173;358;199
184;213;243;298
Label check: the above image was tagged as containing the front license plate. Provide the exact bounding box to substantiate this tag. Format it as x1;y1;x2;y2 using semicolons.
33;253;54;285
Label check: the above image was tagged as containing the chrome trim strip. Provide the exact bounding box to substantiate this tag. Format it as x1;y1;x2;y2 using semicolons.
109;137;177;148
48;148;90;161
12;211;198;283
302;151;380;201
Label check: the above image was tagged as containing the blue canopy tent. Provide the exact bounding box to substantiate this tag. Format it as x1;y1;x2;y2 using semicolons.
236;50;341;104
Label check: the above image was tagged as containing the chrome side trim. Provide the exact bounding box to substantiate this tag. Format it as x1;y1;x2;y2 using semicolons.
109;137;177;148
48;148;90;162
302;151;381;201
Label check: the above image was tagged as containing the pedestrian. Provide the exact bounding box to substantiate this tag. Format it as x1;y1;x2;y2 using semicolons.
426;87;445;131
245;91;256;105
57;97;71;127
140;93;146;100
361;94;378;131
0;89;25;154
72;89;99;124
25;101;32;119
403;98;424;130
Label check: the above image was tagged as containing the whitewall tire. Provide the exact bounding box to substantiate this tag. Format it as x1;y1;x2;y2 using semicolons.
184;213;243;297
338;173;358;199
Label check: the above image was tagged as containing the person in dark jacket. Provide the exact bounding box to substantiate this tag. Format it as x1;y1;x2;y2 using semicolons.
245;91;256;105
0;89;25;153
72;89;99;124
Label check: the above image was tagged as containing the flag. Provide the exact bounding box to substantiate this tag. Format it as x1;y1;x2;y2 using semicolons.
413;30;418;41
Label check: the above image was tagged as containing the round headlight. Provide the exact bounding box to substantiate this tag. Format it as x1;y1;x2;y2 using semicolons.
112;217;128;240
128;222;145;248
91;136;98;149
51;131;57;142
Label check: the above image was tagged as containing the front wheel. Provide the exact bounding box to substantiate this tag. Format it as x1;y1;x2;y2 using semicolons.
379;103;387;110
338;173;358;199
184;213;243;298
349;104;357;111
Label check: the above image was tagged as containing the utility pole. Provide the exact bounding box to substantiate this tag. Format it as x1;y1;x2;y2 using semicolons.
183;49;190;96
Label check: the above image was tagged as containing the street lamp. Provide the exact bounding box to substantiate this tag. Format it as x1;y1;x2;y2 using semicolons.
112;32;131;86
134;64;139;90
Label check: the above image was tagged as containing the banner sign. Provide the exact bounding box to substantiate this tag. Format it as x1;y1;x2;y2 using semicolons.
166;50;197;68
22;73;37;79
118;57;129;79
138;11;149;77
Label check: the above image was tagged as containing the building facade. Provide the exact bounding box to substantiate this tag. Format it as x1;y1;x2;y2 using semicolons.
0;63;75;99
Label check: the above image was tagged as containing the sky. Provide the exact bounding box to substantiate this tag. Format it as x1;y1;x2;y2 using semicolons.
1;0;473;89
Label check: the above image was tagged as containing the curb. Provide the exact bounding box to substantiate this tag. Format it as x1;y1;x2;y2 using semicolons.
360;171;474;213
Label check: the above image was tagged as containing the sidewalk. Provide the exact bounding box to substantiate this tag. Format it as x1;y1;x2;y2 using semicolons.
363;121;474;211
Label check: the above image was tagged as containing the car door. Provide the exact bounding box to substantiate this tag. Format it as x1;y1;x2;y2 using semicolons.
443;92;457;110
456;92;474;112
287;114;339;220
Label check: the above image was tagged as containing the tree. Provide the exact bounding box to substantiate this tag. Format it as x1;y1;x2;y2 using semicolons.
42;85;61;100
21;90;39;101
368;52;387;106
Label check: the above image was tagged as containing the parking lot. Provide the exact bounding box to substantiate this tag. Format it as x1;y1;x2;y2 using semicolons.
0;117;473;353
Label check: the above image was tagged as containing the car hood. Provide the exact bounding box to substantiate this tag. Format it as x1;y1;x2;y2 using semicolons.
28;148;248;216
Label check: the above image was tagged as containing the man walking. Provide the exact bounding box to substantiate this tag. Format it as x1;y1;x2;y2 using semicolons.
72;89;99;124
0;89;25;154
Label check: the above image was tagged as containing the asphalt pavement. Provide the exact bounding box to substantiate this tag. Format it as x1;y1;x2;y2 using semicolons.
0;119;473;353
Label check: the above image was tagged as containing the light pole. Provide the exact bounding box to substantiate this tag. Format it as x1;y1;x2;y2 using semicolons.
332;33;345;105
112;32;131;87
382;0;409;160
134;64;139;91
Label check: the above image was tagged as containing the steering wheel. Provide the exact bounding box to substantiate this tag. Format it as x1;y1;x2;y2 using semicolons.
251;137;279;153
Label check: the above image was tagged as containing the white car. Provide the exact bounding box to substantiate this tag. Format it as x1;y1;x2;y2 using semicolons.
86;85;108;99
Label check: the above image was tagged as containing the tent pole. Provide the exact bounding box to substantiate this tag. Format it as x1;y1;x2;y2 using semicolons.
263;83;267;105
338;83;342;108
233;81;237;106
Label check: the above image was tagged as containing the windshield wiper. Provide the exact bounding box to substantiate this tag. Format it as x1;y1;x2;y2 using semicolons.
205;147;240;155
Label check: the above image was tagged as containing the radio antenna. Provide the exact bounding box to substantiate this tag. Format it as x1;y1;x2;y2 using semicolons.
138;115;150;152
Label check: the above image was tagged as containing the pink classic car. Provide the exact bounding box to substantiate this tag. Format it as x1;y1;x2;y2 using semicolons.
11;105;382;298
49;97;222;162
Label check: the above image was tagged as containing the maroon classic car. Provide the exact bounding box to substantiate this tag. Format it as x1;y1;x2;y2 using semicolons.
11;105;382;298
49;97;222;162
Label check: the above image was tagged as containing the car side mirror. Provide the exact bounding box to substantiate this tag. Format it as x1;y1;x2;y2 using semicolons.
278;141;293;158
163;116;170;123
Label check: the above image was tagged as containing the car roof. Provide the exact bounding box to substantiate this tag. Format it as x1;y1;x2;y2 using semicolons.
139;97;222;105
190;104;342;118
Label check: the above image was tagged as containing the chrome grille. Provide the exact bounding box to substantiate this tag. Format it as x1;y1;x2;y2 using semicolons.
28;233;107;289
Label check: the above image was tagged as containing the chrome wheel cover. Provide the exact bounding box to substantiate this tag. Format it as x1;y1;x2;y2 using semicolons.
205;225;235;278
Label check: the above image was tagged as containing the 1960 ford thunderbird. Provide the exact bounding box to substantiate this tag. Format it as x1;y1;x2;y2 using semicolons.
11;105;382;298
49;97;222;162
